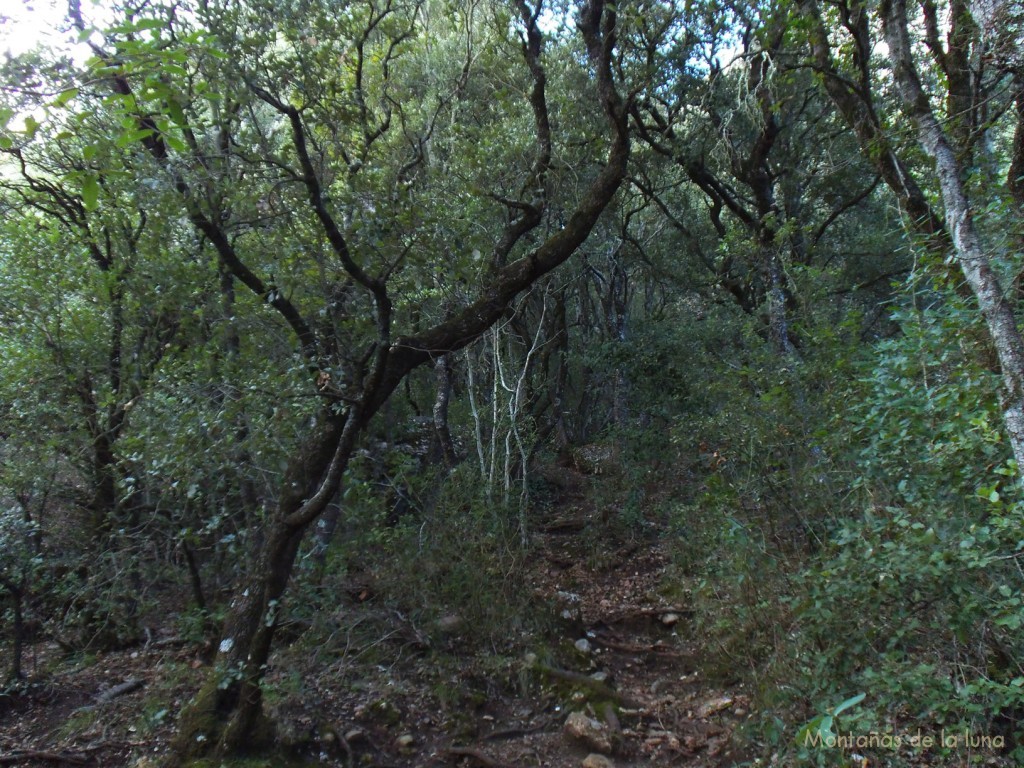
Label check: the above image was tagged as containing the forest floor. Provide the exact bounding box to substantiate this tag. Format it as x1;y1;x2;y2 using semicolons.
0;471;756;768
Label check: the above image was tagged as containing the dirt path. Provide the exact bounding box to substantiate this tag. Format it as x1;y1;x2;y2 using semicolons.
1;522;750;768
444;533;751;768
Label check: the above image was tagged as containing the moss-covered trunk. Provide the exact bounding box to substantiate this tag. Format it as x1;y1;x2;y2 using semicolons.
167;412;353;763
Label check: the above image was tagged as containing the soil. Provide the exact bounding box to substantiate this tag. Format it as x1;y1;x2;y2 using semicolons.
0;480;753;768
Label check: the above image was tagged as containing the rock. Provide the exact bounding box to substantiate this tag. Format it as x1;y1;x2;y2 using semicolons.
344;728;366;743
590;670;610;684
564;711;613;754
660;612;681;627
575;638;593;654
396;733;416;749
582;754;615;768
435;614;463;632
697;696;734;718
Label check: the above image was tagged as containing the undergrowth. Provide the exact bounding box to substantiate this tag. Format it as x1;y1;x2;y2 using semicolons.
673;287;1024;765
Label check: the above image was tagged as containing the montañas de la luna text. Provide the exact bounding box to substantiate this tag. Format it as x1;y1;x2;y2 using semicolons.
803;729;1005;750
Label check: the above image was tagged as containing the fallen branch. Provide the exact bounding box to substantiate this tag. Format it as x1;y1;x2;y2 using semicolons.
603;606;692;624
0;750;90;765
534;661;643;708
591;635;691;658
95;677;144;703
540;516;587;533
482;720;550;741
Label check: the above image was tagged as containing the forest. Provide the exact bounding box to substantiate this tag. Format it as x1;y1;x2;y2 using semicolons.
1;0;1023;765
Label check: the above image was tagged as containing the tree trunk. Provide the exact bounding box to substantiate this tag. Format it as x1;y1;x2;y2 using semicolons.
882;0;1024;477
168;410;354;760
432;354;457;468
3;581;25;682
157;2;631;759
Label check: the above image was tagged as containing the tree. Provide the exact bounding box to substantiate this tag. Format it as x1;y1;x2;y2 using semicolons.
0;0;635;757
630;0;897;358
799;0;1024;476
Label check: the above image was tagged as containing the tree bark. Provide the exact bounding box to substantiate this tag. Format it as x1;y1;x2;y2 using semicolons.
881;0;1024;477
432;354;458;467
2;580;25;682
799;0;946;242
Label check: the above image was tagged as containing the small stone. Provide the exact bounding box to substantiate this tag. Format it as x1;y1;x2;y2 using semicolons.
660;612;680;627
734;707;747;717
564;711;613;754
575;638;593;654
697;696;734;718
582;754;615;768
396;734;415;749
436;614;463;632
590;671;609;684
344;728;365;742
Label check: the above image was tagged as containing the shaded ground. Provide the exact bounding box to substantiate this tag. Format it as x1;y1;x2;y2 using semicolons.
1;471;751;768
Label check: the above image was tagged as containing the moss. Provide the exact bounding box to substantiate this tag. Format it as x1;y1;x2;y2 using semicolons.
165;674;280;768
55;708;102;740
167;677;226;764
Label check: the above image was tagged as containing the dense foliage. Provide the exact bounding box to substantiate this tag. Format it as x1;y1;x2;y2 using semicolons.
2;0;1023;764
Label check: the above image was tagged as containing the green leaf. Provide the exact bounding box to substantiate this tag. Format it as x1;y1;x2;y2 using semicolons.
51;88;79;108
164;134;188;153
81;174;99;210
831;692;865;717
167;98;187;127
115;128;155;148
23;115;40;139
134;18;168;31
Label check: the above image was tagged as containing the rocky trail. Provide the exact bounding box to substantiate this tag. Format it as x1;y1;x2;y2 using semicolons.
0;496;752;768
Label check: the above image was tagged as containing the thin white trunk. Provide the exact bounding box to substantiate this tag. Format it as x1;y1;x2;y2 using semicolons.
466;348;488;486
884;0;1024;477
489;326;499;499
